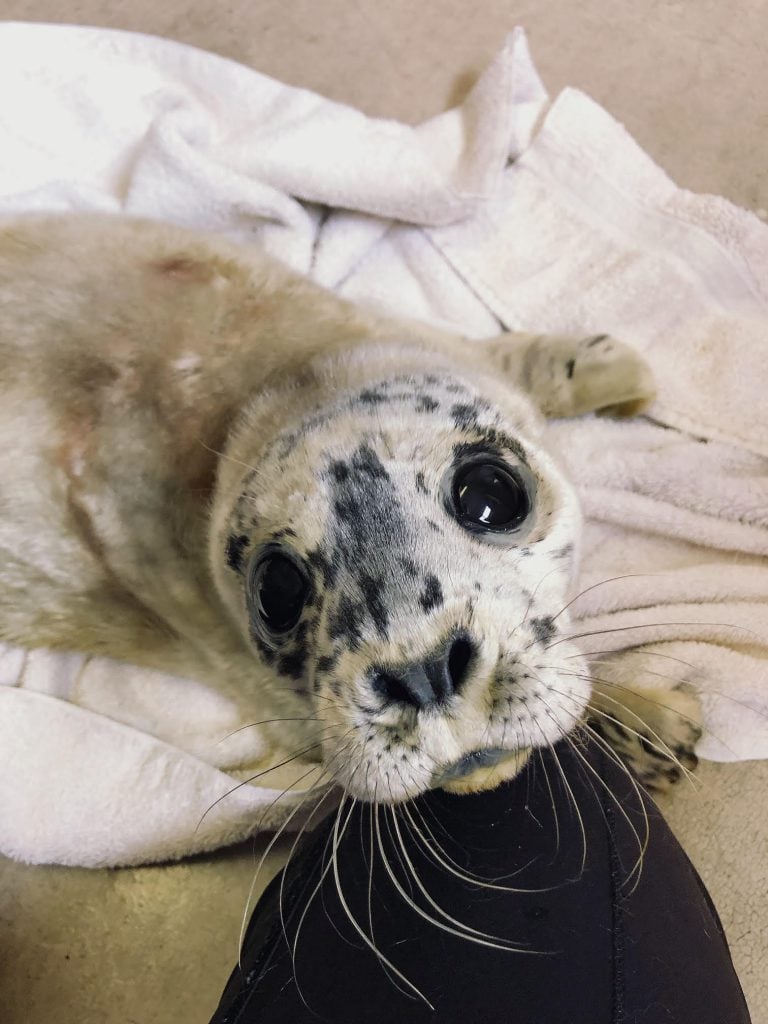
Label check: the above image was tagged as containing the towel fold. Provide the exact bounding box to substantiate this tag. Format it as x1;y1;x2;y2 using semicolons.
0;22;765;867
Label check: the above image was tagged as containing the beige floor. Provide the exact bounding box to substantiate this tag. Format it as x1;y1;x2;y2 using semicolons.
0;2;766;1022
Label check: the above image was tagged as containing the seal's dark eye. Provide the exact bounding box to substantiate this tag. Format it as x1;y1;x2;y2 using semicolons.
248;551;309;636
452;461;531;532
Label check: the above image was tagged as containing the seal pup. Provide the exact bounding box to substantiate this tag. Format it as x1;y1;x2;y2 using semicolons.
0;214;700;799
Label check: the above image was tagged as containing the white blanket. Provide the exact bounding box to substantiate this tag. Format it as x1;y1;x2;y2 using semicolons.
0;22;765;868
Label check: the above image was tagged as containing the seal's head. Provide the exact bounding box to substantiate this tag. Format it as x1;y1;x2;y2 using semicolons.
210;344;591;801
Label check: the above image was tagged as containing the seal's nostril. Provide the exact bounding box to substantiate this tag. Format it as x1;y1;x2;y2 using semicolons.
373;671;414;707
447;635;474;692
373;633;476;710
372;663;439;710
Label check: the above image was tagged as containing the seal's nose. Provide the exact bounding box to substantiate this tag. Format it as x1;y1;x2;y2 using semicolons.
372;634;475;710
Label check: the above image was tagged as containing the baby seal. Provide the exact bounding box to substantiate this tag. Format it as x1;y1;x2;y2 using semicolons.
0;214;697;801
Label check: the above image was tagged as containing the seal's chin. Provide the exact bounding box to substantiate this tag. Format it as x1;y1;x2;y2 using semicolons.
433;747;532;795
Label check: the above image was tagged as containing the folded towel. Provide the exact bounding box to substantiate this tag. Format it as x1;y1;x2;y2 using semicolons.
0;22;765;868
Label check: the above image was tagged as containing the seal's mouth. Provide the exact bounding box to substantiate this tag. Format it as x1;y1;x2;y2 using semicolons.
433;747;511;785
429;746;532;795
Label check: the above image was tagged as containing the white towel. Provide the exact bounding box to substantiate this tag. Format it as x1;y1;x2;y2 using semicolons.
0;22;765;868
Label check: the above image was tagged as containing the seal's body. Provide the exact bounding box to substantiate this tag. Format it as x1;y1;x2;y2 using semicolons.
0;215;699;797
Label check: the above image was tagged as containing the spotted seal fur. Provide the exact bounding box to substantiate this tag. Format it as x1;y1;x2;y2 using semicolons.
0;214;701;799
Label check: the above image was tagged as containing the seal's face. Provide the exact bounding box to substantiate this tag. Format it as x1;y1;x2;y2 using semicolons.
213;364;591;801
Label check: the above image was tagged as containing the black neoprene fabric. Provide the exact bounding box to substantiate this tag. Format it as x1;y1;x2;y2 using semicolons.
209;740;751;1024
